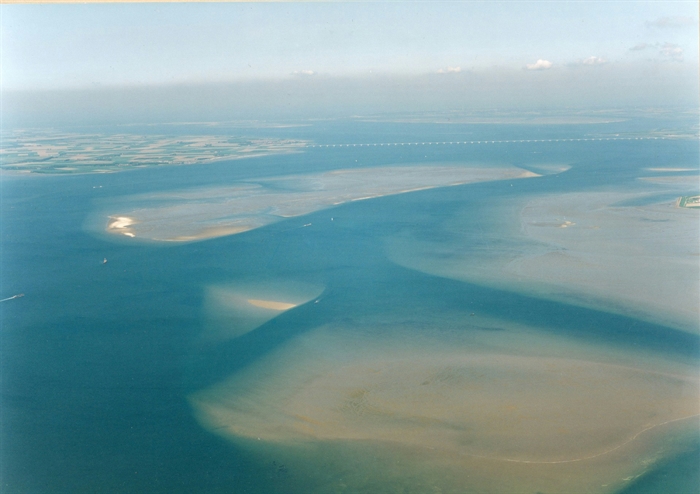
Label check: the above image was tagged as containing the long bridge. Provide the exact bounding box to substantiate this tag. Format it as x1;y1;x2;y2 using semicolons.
306;136;671;148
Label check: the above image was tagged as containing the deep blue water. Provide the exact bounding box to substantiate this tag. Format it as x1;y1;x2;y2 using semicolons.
1;121;698;493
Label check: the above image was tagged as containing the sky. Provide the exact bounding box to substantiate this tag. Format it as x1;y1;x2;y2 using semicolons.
1;2;698;125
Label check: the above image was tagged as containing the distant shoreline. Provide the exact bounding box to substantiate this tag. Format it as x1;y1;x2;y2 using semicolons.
0;149;306;177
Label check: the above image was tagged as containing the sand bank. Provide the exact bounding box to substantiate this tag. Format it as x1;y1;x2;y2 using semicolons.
387;190;700;333
106;216;136;237
646;167;697;172
166;225;255;242
203;281;323;341
190;323;700;493
246;299;297;311
639;174;700;185
102;165;541;243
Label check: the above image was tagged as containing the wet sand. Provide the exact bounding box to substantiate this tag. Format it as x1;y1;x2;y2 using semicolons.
387;189;700;333
246;299;297;311
102;165;540;242
189;323;700;493
203;281;324;340
646;167;697;172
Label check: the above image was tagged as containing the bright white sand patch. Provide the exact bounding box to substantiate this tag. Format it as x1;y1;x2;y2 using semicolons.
106;216;137;238
189;324;700;493
107;216;134;230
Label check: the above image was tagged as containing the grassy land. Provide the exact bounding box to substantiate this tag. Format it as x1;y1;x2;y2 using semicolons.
0;130;307;174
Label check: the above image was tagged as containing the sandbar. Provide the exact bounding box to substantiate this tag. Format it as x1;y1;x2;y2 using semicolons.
203;281;324;341
387;189;700;333
106;216;137;238
189;323;700;493
102;164;542;243
107;216;134;230
246;299;297;311
646;167;697;172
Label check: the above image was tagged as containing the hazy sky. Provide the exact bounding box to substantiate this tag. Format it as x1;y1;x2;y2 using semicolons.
3;2;698;89
1;2;698;124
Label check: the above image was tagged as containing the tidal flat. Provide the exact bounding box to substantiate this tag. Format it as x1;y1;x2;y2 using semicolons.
203;280;324;341
101;164;540;242
3;119;698;494
190;321;699;494
387;183;700;333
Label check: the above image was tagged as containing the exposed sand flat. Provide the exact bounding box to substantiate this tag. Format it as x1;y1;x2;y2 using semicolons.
387;190;700;333
646;167;697;172
102;165;541;242
198;355;697;459
166;224;255;242
189;324;700;493
107;216;134;229
106;216;137;237
246;299;297;311
511;192;699;330
203;281;323;341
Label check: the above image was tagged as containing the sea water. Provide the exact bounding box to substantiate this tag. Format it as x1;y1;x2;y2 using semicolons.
1;118;698;493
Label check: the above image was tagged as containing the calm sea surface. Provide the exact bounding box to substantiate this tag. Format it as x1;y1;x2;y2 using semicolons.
2;120;698;493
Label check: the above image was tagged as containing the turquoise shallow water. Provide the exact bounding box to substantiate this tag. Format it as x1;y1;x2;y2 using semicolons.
620;440;700;494
1;120;698;493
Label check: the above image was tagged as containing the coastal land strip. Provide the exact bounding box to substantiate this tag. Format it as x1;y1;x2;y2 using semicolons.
0;130;306;174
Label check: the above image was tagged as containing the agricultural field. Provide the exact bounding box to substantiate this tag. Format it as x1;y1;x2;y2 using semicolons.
0;130;307;174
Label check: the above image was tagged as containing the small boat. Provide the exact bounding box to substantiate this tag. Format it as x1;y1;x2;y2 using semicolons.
0;293;24;302
103;258;108;264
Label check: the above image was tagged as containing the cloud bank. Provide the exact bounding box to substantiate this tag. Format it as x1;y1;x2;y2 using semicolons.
660;43;683;60
438;66;462;74
3;62;697;128
582;56;606;66
526;59;553;70
630;42;685;60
